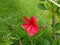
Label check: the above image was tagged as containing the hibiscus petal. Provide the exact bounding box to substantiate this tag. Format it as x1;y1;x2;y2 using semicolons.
27;25;38;36
21;24;30;31
28;30;34;36
31;25;38;33
30;16;36;24
23;16;29;23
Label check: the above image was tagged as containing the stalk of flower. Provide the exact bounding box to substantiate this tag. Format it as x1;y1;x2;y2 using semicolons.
39;26;47;28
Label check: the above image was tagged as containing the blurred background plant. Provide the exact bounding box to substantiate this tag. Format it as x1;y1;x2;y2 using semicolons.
0;0;60;45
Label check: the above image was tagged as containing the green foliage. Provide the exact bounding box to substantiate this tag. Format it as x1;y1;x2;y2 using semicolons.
57;8;60;14
56;8;60;18
55;23;60;31
40;0;45;1
38;3;47;10
0;0;60;45
56;33;60;38
52;40;57;45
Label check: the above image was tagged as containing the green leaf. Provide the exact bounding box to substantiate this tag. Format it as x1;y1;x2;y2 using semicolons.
57;8;60;14
56;33;60;38
40;0;45;1
52;41;57;45
38;3;47;10
55;30;60;38
44;39;50;45
55;23;60;31
56;0;60;4
56;30;60;34
56;8;60;18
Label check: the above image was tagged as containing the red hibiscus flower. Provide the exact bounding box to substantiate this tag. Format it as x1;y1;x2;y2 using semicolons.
21;16;39;36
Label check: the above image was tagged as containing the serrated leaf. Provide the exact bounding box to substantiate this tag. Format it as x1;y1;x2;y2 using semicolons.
38;4;47;10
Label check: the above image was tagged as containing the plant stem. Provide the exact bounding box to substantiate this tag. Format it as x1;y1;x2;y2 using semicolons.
40;26;47;28
19;40;22;45
52;14;56;40
50;0;56;40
